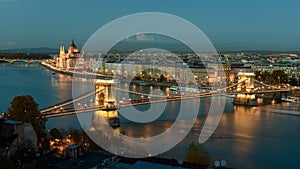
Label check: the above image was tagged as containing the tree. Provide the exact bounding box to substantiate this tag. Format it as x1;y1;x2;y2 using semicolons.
261;71;271;84
254;71;262;81
271;70;288;84
256;70;290;85
49;128;62;140
8;95;39;122
59;127;67;138
185;142;211;167
7;95;48;150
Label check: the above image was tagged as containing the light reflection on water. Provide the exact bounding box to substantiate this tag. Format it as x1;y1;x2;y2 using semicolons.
1;64;300;169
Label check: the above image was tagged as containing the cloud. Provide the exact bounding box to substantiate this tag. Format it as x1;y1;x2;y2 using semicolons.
136;32;154;42
123;33;155;42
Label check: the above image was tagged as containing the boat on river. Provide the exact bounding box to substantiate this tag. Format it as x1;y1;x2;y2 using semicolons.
170;86;179;91
282;96;300;103
170;85;204;94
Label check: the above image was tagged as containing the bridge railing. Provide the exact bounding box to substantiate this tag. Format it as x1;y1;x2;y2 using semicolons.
40;89;104;113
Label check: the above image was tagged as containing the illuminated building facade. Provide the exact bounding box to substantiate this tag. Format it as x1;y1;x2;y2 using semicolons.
56;39;80;70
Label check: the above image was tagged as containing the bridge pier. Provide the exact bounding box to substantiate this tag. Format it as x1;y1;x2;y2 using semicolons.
274;92;283;103
256;92;284;105
234;94;258;106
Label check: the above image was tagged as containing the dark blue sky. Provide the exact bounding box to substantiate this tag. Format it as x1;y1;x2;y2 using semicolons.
1;0;300;51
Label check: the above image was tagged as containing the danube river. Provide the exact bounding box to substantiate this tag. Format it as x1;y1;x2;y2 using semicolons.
1;63;300;169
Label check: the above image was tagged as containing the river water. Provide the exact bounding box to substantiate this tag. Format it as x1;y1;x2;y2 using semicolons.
1;63;300;169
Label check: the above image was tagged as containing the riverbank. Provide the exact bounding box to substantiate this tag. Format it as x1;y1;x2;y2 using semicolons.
41;62;107;79
41;61;176;87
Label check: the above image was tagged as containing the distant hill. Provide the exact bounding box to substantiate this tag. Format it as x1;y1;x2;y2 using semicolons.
0;47;58;54
219;50;300;54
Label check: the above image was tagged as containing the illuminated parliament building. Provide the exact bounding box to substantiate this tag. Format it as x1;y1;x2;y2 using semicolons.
56;39;80;70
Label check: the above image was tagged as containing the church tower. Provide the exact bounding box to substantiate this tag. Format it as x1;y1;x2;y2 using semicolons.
60;46;65;55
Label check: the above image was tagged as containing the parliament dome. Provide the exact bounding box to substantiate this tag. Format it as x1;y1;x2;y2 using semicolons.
68;39;79;53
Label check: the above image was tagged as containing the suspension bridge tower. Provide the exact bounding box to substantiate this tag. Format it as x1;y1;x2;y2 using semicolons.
95;79;116;108
236;72;255;92
95;79;120;127
234;72;258;106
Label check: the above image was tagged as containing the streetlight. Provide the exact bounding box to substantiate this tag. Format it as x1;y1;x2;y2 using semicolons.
278;76;280;86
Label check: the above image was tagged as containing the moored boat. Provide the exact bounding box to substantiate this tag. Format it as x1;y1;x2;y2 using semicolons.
282;96;300;103
170;86;179;91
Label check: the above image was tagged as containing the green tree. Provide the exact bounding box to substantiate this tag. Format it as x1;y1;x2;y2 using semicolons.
8;95;39;122
257;70;289;85
59;127;67;138
261;71;271;84
254;71;262;81
185;142;211;167
7;95;48;150
271;70;288;84
49;128;62;140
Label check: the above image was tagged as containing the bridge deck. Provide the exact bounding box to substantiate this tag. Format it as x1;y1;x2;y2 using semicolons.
40;88;296;118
